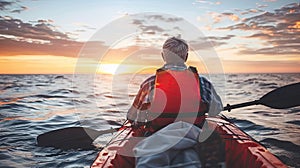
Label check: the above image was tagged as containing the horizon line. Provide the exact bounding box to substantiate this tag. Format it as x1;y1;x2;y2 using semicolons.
1;71;299;75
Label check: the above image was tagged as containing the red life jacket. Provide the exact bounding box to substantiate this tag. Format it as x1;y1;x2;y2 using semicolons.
148;66;207;129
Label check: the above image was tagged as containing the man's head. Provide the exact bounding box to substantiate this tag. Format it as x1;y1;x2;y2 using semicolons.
162;37;189;64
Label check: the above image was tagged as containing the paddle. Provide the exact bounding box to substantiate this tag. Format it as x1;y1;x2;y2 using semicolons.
37;119;124;149
37;127;119;150
224;82;300;112
37;82;300;149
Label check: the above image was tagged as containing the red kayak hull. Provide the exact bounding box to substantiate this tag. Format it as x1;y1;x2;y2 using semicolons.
91;116;287;168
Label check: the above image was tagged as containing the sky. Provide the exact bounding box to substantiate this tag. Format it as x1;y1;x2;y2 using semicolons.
0;0;299;74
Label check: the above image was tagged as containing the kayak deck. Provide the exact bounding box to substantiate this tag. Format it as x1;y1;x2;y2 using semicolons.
91;116;287;168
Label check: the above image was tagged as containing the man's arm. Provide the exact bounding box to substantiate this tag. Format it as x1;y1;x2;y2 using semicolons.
208;85;223;116
127;87;144;122
199;76;223;116
127;75;155;122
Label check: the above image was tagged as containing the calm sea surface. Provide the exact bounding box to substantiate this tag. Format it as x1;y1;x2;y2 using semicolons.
0;73;299;167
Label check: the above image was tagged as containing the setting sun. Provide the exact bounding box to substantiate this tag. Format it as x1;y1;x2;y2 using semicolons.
98;64;119;74
96;63;158;75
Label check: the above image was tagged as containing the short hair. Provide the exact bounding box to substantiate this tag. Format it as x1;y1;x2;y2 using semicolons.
162;37;189;62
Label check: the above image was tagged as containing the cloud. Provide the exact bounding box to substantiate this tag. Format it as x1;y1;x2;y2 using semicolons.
0;34;111;58
240;8;265;15
11;6;28;13
131;14;183;35
195;0;214;5
190;40;227;50
0;36;84;57
129;14;187;48
239;45;300;55
0;16;109;57
0;16;70;41
208;12;240;24
132;18;166;37
0;15;163;62
219;3;300;55
0;0;28;13
263;0;277;2
256;3;268;8
221;12;240;22
144;15;183;23
75;29;86;33
189;35;234;50
132;18;165;35
73;22;96;30
0;1;13;10
207;35;235;41
131;14;235;51
37;19;54;24
195;0;221;5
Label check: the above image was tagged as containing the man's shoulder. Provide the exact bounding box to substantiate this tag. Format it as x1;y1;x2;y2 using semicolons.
141;75;156;88
198;75;213;89
198;75;211;83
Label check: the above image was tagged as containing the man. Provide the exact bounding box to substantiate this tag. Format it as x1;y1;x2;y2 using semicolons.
127;37;223;130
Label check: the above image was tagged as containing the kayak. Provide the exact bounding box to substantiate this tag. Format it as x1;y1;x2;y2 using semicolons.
91;115;287;168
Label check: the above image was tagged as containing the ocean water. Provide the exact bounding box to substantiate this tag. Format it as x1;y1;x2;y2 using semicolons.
0;73;299;167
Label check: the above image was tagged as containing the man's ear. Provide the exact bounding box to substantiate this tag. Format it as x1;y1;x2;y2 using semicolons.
161;52;166;62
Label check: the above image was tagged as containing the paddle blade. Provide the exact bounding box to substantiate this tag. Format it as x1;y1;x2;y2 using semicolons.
259;82;300;109
37;127;101;150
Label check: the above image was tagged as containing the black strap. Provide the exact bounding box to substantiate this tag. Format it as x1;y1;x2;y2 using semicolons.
149;111;205;118
188;66;198;73
156;68;164;73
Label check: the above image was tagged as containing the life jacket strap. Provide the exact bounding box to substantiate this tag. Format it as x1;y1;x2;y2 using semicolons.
149;111;205;118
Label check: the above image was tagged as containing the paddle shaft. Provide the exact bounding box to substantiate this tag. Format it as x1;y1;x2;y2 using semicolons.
223;100;259;112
